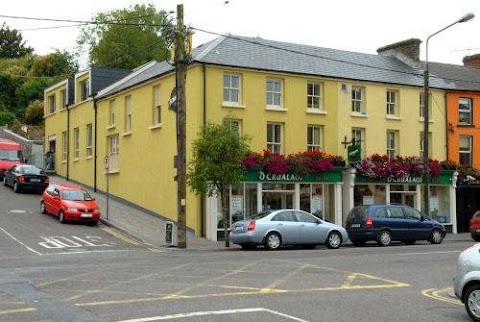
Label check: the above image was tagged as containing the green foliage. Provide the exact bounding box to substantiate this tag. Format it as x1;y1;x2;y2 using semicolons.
28;50;78;77
14;78;53;117
0;73;19;110
24;100;44;125
0;23;33;58
0;110;17;126
77;4;172;69
187;121;251;197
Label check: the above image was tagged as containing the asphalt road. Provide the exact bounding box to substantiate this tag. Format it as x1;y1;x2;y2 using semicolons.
0;184;475;322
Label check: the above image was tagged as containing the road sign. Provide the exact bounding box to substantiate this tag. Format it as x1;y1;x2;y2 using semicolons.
348;144;362;163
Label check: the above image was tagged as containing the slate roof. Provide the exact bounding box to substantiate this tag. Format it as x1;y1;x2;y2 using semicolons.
95;34;480;99
90;67;132;95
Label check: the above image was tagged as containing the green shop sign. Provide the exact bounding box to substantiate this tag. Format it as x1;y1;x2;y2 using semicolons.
243;167;346;183
355;170;454;185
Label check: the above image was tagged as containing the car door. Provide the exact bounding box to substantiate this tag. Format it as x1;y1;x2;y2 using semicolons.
386;206;409;240
49;187;62;215
403;206;431;240
294;210;325;244
4;165;16;186
270;210;300;245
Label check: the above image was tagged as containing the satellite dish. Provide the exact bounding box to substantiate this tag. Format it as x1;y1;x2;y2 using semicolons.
169;87;177;111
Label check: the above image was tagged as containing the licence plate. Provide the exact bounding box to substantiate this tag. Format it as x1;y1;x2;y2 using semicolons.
235;226;244;232
350;224;360;228
80;214;93;219
30;178;41;182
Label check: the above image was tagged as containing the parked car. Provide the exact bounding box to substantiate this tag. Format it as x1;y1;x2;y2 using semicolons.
3;164;49;193
470;211;480;241
345;204;446;247
229;209;349;250
40;184;100;225
453;243;480;321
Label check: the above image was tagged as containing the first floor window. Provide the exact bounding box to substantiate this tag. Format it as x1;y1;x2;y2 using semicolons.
386;90;398;116
223;74;241;103
108;134;120;171
419;132;432;159
153;85;161;125
352;128;365;157
48;95;56;114
124;96;132;133
459;135;472;167
86;124;93;157
307;82;322;110
73;127;80;159
61;131;67;161
351;86;364;113
267;122;283;153
459;98;473;125
386;130;398;159
307;125;323;151
109;100;116;126
266;78;283;107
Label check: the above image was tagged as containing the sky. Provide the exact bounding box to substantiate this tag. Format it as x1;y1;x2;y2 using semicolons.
2;0;480;68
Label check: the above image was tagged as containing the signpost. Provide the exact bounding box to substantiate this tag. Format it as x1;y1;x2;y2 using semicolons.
104;156;109;221
348;144;362;164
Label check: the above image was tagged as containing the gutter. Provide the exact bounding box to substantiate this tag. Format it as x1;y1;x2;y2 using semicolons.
66;105;70;180
93;97;98;192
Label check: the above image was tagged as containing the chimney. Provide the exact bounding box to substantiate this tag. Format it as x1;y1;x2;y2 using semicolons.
377;38;422;67
463;54;480;69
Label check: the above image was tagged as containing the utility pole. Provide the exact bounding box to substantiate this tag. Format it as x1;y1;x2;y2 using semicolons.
175;3;187;249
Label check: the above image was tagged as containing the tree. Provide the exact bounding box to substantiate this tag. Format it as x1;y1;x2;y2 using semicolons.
0;110;17;126
24;100;44;125
28;50;78;77
186;120;251;247
77;4;172;69
0;73;19;111
14;78;53;117
0;23;33;58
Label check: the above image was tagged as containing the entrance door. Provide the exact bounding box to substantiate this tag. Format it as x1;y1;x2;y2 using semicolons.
262;192;294;211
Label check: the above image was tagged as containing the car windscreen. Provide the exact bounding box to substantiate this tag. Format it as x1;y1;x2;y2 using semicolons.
0;150;21;161
62;190;93;201
21;167;42;175
248;211;271;220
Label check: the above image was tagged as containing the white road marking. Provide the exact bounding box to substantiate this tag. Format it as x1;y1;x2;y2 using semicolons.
116;307;309;322
38;236;115;249
0;226;42;255
398;250;461;256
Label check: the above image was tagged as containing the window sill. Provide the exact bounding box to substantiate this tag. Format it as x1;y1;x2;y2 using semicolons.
61;160;67;164
307;109;327;115
86;156;93;160
351;112;368;118
106;125;116;130
266;106;287;112
458;123;474;127
73;158;79;162
148;124;162;130
122;132;132;137
386;115;402;121
105;170;120;174
222;102;245;109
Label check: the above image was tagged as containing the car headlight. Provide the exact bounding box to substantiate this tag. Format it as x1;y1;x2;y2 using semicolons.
67;207;78;212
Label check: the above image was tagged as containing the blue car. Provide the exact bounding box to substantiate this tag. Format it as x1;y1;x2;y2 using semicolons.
345;204;446;247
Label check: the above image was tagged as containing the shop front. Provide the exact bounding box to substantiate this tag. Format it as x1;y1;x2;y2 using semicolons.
205;167;347;241
351;170;458;233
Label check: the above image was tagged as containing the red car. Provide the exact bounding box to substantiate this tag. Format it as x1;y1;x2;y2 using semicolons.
469;210;480;241
40;184;101;225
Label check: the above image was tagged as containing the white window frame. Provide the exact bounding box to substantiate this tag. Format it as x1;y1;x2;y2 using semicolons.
73;127;80;160
48;95;56;114
266;78;283;108
60;89;67;109
351;86;364;113
108;134;120;172
307;125;323;151
386;130;398;159
109;99;116;127
153;85;161;125
419;93;432;119
224;118;242;134
223;74;241;104
61;131;67;162
307;82;323;110
80;79;89;101
124;96;132;133
267;122;283;153
419;131;432;158
459;98;473;125
386;90;398;116
86;123;93;158
459;135;472;167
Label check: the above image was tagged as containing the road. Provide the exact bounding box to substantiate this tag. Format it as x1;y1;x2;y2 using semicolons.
0;184;475;322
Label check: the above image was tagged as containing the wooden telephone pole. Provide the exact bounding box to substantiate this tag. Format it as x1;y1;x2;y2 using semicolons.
175;3;187;248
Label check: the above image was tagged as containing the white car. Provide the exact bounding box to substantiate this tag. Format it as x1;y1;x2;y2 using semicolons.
453;243;480;321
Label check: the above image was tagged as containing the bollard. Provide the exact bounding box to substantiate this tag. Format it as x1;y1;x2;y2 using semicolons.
165;221;174;247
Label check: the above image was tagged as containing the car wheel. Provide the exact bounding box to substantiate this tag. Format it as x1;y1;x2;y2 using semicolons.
58;211;66;224
13;181;21;193
351;239;366;247
465;284;480;322
326;231;342;249
377;230;392;246
430;228;443;244
40;201;47;214
265;232;282;250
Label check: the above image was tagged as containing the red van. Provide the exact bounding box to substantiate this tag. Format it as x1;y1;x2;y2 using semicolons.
0;138;24;179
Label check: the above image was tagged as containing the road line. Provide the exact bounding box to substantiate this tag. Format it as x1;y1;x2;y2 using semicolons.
398;250;461;256
101;227;141;245
0;226;42;255
116;307;309;322
422;288;462;305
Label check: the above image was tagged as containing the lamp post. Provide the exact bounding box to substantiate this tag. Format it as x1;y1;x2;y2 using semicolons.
423;12;474;215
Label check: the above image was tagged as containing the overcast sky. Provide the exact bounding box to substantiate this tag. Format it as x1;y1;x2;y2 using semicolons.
2;0;480;67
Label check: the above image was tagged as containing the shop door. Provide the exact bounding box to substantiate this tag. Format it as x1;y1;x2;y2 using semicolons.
262;192;294;211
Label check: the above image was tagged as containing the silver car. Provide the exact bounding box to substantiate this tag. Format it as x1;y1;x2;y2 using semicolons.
229;209;349;250
454;243;480;321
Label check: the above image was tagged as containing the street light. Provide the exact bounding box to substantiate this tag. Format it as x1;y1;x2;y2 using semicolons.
423;12;475;215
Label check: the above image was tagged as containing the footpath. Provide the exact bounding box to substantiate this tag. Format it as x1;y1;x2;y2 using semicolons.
49;176;472;250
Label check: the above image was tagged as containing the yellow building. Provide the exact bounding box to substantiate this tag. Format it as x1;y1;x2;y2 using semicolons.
44;35;458;238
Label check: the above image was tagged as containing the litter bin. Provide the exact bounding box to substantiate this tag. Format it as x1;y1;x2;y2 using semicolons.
165;221;174;247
